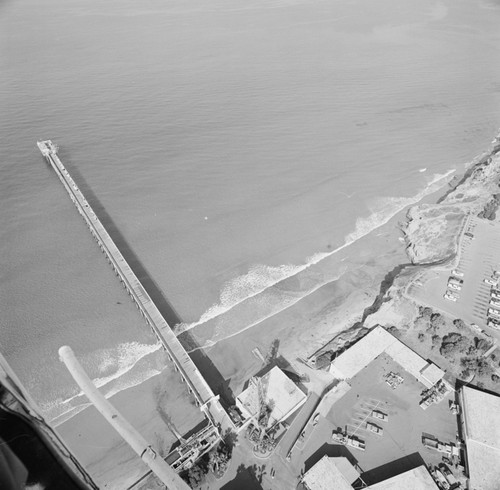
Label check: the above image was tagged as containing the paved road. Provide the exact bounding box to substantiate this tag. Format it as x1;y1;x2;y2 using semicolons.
279;392;320;460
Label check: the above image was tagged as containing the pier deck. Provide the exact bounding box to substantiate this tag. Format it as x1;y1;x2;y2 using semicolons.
37;140;232;433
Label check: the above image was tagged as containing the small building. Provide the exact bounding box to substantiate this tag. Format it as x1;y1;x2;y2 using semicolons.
329;326;444;388
235;366;307;428
459;385;500;490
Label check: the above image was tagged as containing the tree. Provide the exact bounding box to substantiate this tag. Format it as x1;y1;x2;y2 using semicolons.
429;313;446;332
386;326;401;338
414;316;429;331
186;464;207;488
460;356;494;378
440;333;470;358
208;444;230;478
419;306;433;320
431;335;441;349
475;338;490;353
453;319;466;330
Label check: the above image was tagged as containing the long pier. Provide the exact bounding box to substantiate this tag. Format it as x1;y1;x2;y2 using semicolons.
37;140;232;434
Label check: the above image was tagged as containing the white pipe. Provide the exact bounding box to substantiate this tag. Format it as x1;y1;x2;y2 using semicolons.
58;345;191;490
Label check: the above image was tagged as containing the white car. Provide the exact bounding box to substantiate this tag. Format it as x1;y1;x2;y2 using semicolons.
444;294;458;302
448;283;462;291
452;270;464;277
470;323;482;333
490;299;500;308
485;278;498;286
488;308;500;318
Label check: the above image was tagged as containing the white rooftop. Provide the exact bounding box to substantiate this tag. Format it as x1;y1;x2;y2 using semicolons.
329;326;444;388
302;456;354;490
461;386;500;490
367;465;439;489
236;366;307;426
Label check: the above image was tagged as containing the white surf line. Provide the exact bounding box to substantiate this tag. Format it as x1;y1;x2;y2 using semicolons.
185;267;350;354
186;171;456;352
179;169;456;337
60;342;162;406
51;367;165;427
187;252;383;354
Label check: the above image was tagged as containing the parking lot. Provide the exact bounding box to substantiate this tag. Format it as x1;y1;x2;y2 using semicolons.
407;217;500;341
321;353;458;472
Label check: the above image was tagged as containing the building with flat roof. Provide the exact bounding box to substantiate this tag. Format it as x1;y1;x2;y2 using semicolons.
367;465;438;489
329;326;444;388
235;366;307;428
302;456;357;490
459;386;500;490
302;457;438;490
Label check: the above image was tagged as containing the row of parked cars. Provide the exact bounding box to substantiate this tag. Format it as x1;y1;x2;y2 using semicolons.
484;271;500;330
444;270;464;302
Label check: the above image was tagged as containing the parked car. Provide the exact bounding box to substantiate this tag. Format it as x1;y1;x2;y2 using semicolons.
371;410;388;422
488;309;500;320
451;270;464;277
488;320;500;330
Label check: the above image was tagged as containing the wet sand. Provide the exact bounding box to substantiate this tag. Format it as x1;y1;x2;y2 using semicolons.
55;365;205;489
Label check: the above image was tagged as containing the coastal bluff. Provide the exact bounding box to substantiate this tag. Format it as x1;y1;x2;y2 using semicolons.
403;143;500;265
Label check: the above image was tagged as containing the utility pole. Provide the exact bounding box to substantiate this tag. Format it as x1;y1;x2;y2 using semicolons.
58;346;191;490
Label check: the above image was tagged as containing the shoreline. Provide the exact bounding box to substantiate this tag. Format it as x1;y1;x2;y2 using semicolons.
205;129;500;395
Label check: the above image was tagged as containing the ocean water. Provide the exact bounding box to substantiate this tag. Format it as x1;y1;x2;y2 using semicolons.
1;0;500;436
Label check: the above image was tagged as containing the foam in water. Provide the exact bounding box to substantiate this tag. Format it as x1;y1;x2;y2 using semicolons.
91;341;162;389
188;266;349;353
178;169;455;338
47;169;456;423
42;341;162;425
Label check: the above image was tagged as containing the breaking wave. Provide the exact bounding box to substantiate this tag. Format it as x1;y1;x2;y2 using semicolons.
177;169;455;339
42;341;163;426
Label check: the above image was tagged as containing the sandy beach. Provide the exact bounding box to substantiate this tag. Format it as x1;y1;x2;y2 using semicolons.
55;362;205;489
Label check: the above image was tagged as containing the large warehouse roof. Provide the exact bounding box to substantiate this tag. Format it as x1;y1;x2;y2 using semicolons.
303;459;438;490
329;326;444;388
460;386;500;490
367;465;438;489
302;456;356;490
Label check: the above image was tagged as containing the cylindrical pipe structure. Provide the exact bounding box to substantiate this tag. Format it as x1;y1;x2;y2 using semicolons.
58;346;191;490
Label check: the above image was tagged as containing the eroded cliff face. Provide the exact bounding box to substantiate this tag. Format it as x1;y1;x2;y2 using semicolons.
402;140;500;265
403;204;466;264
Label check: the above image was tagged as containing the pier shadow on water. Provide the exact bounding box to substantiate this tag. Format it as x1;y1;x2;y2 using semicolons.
56;152;234;406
